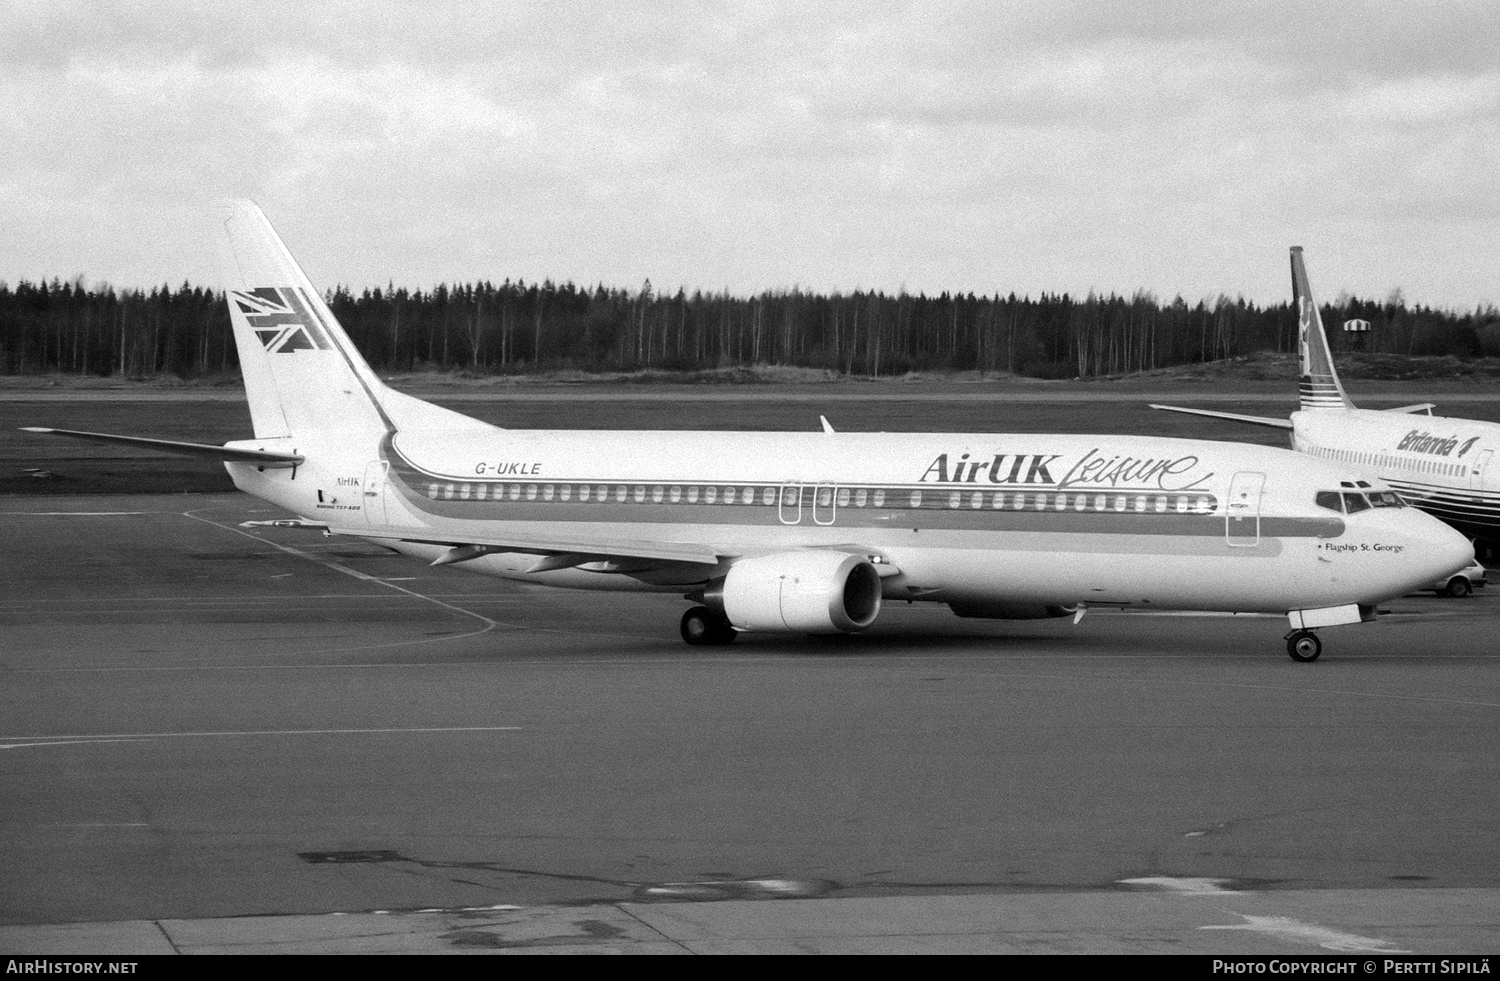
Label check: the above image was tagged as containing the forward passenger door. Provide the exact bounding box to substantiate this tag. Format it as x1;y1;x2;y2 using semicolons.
1226;471;1264;547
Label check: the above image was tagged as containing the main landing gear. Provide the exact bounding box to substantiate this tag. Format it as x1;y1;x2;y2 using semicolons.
1285;629;1322;663
681;606;738;646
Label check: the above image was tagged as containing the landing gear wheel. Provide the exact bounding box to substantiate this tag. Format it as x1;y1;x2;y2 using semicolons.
680;606;737;646
1445;577;1473;598
1286;630;1322;663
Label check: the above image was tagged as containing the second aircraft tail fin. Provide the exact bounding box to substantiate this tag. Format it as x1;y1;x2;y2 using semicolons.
1290;246;1354;412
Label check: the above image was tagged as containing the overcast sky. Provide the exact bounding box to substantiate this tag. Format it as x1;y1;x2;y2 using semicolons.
3;1;1496;311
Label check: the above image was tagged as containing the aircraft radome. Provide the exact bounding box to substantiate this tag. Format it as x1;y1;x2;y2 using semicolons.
24;203;1476;662
1153;247;1500;558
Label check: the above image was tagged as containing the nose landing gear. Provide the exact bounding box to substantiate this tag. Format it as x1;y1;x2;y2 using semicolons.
1285;629;1322;662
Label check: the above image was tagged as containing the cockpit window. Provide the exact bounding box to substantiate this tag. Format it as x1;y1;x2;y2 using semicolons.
1321;480;1406;513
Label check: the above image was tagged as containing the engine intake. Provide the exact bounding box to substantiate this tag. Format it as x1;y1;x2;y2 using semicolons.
706;551;883;634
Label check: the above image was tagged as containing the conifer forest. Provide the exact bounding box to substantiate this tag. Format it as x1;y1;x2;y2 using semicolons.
3;276;1497;380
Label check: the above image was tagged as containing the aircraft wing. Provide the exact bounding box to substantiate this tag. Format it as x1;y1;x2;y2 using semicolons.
332;525;727;572
1147;404;1294;430
20;428;305;468
324;526;901;578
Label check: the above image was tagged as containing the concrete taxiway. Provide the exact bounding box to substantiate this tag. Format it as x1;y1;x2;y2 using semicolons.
2;494;1498;954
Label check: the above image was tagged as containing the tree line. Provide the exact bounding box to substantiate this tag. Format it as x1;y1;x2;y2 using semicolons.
3;276;1497;380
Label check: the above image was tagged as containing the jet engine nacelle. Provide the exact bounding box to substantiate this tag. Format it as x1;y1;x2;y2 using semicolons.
948;601;1077;620
707;551;883;634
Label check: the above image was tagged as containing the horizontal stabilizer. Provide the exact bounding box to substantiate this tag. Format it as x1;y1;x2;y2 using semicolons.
1147;405;1294;430
21;428;304;468
1382;403;1437;415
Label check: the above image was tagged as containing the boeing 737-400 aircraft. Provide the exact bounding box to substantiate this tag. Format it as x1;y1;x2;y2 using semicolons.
1153;247;1500;556
24;203;1475;661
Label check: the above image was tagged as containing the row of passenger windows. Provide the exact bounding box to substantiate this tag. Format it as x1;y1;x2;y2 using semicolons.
1308;444;1467;478
423;481;1220;514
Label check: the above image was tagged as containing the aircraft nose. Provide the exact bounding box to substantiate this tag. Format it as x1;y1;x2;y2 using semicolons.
1419;519;1475;582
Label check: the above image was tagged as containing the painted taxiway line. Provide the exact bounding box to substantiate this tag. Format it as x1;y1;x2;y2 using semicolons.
0;726;523;750
1121;877;1412;953
0;510;151;516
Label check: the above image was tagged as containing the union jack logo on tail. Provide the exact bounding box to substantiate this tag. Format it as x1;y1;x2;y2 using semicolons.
231;287;333;354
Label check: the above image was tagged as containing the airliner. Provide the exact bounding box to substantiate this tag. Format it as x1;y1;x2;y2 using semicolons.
1153;247;1500;556
23;203;1474;662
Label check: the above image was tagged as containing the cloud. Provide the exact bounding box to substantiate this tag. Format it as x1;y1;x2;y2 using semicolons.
2;1;1497;310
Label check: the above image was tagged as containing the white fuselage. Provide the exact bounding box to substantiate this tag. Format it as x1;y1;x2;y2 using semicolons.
227;424;1475;617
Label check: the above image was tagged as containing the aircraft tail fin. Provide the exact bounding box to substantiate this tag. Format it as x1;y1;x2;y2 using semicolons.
1290;246;1354;412
217;200;396;440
